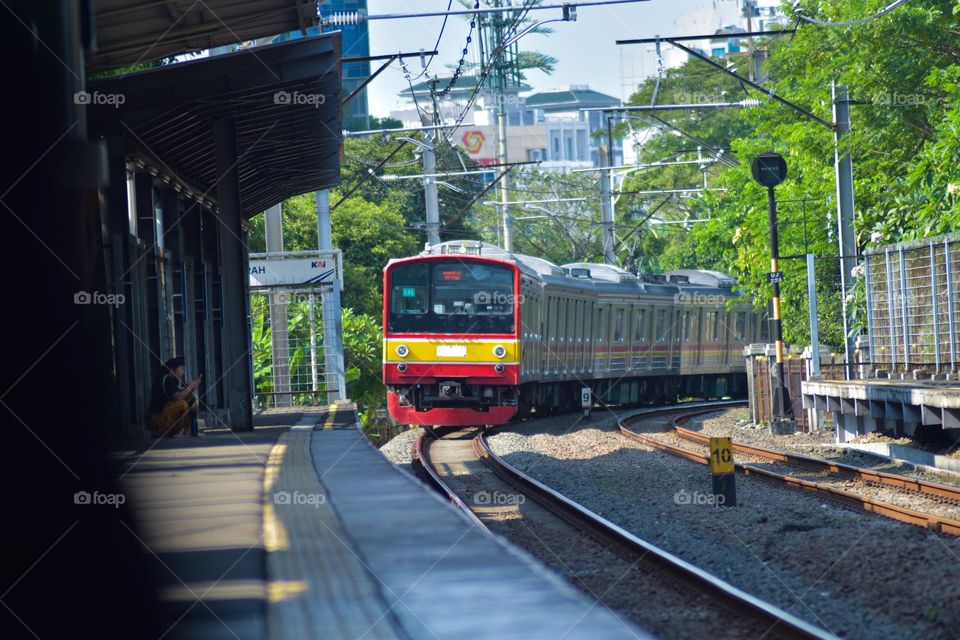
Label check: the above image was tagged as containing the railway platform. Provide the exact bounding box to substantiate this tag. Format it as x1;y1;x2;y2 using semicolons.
117;403;644;639
803;377;960;442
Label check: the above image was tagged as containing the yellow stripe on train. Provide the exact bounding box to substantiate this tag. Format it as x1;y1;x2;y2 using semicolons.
384;339;519;363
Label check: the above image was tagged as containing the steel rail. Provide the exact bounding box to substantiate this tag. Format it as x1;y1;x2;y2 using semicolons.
412;434;489;531
618;408;960;537
472;424;835;640
673;425;960;506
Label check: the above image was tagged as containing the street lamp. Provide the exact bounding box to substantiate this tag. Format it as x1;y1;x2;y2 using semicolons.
751;152;796;435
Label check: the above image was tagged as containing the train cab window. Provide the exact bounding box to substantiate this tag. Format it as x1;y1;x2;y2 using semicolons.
387;260;515;333
388;263;429;315
634;309;647;342
655;309;666;342
613;308;625;343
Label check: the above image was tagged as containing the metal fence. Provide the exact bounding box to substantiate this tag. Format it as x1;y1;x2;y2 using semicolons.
250;290;335;407
865;234;960;373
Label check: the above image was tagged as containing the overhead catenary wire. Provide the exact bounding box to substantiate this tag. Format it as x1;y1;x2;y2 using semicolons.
796;0;912;28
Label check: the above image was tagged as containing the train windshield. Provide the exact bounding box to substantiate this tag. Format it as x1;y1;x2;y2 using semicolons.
388;260;516;334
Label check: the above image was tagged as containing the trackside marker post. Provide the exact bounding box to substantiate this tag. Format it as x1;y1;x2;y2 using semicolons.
709;436;736;507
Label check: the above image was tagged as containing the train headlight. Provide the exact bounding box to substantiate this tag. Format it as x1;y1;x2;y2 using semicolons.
493;345;507;359
396;344;409;358
495;364;505;373
397;363;408;373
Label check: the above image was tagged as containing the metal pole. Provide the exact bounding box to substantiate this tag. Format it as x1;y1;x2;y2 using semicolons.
494;0;512;251
885;249;896;370
600;141;615;264
423;141;441;246
308;293;318;405
930;242;941;372
316;189;346;403
806;253;820;376
424;83;441;247
833;83;857;379
264;203;291;407
947;240;957;371
899;247;910;370
767;186;793;424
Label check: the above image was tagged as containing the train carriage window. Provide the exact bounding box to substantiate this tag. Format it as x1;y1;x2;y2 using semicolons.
614;308;625;343
682;311;691;342
655;308;666;343
634;308;647;342
704;311;716;342
712;311;721;342
735;312;746;342
596;307;604;342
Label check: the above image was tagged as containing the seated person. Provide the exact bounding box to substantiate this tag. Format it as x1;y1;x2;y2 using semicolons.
147;357;201;438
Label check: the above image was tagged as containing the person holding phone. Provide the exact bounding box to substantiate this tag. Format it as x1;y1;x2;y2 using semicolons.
147;356;201;438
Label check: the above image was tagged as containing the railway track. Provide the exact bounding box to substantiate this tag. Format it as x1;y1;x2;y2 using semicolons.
619;403;960;537
412;420;835;640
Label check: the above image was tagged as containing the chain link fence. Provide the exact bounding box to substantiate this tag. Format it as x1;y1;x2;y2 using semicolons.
865;234;959;374
251;290;335;407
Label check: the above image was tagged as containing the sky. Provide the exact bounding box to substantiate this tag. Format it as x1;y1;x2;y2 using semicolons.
364;0;711;117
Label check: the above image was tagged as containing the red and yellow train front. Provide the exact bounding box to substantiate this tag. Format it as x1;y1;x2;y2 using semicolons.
383;255;520;426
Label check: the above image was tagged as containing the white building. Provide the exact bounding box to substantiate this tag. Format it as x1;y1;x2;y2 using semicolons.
390;80;624;170
618;0;788;101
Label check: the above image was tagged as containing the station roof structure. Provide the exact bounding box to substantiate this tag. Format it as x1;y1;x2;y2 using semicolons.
524;86;620;112
88;32;342;218
87;0;320;72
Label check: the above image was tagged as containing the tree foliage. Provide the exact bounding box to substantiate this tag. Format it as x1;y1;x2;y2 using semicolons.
586;0;960;348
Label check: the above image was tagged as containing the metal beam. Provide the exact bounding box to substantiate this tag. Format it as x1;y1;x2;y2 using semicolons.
666;40;834;130
582;100;761;112
616;29;795;45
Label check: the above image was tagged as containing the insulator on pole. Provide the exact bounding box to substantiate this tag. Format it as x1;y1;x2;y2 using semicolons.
323;10;367;26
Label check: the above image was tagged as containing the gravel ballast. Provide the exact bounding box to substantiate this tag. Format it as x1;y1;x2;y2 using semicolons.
488;409;960;640
692;408;960;488
378;426;424;471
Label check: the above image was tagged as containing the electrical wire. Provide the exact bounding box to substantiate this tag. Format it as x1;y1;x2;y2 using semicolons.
796;0;912;27
410;0;454;81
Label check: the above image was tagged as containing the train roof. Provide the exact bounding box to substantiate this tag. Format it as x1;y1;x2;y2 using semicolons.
418;240;741;295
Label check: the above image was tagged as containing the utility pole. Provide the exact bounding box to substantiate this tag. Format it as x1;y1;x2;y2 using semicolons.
752;152;795;434
491;0;513;251
422;81;441;247
315;189;346;404
833;83;857;380
264;203;291;407
599;116;616;264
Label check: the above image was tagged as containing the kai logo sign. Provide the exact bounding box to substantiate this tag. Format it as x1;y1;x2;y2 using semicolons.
248;251;342;288
462;130;485;154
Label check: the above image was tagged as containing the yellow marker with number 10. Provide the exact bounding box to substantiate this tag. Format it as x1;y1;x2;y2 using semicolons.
709;437;734;474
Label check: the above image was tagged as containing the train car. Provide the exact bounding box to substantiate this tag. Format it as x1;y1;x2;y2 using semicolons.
383;240;764;426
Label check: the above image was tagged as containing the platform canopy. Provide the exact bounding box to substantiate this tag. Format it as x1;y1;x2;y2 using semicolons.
88;32;342;217
87;0;320;72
